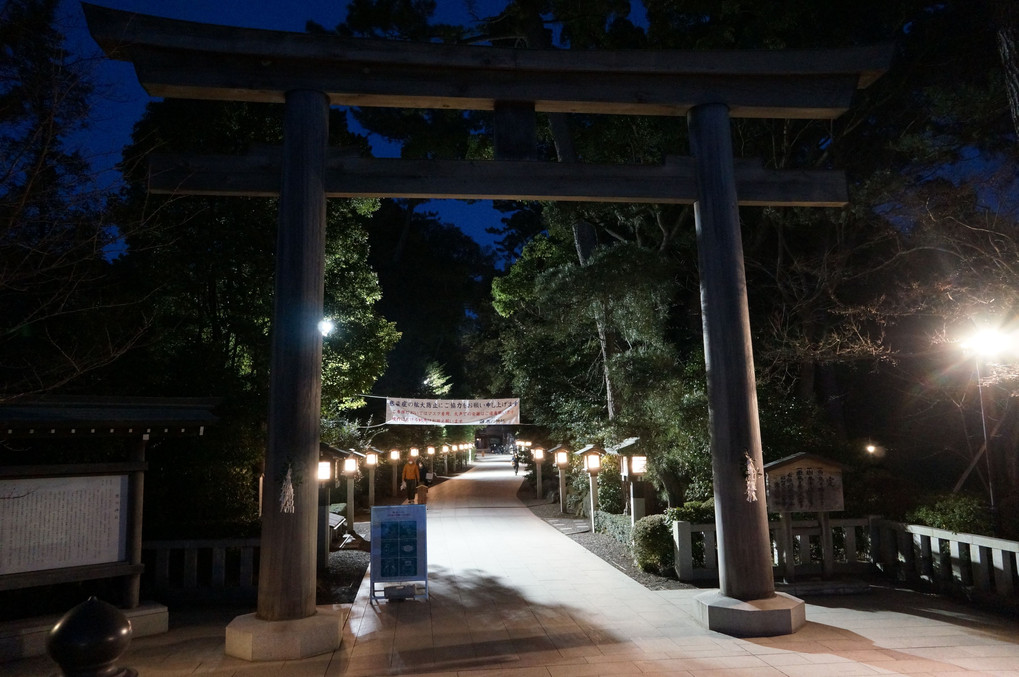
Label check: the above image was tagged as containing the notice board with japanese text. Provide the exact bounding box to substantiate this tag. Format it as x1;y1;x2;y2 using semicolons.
764;453;845;513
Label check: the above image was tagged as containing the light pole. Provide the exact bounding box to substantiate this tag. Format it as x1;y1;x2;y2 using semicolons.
365;450;378;507
962;328;1008;534
553;446;570;514
622;454;648;525
582;448;602;534
533;447;544;500
442;444;450;474
427;446;436;478
342;457;358;535
390;449;400;497
317;459;333;571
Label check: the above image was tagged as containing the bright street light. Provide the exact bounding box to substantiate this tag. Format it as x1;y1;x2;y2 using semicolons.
318;318;335;336
963;328;1009;357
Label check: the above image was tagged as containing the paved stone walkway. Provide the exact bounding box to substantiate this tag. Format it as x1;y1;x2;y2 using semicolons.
7;455;1019;675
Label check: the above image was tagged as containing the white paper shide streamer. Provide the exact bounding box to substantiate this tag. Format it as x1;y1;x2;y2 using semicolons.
280;466;295;514
744;452;760;503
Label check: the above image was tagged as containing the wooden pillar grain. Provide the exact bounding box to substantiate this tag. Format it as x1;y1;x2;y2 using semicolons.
688;103;775;602
258;89;329;621
124;435;147;608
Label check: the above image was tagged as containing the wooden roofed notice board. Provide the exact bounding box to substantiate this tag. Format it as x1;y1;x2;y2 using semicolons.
764;453;845;514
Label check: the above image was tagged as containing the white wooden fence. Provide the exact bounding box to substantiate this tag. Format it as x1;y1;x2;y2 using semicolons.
673;517;1019;603
870;518;1018;596
673;516;872;582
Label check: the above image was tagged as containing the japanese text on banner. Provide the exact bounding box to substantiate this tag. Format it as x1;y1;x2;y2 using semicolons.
385;398;520;425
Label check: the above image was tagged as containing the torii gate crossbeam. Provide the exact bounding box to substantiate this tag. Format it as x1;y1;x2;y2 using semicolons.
83;2;890;657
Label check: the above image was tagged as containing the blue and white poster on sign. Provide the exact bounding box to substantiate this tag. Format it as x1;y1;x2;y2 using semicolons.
370;504;427;600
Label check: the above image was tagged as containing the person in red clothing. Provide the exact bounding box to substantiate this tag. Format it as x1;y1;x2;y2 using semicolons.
402;459;421;503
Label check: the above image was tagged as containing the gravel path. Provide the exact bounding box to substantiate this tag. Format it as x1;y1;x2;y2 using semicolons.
522;494;695;592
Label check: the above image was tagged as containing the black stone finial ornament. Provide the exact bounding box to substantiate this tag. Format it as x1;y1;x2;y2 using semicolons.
47;596;136;677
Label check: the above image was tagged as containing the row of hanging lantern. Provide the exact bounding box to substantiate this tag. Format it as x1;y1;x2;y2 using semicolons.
316;443;476;509
515;441;648;530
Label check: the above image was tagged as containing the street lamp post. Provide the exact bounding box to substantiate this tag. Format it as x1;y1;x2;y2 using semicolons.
442;444;450;474
554;447;570;514
622;454;648;525
390;449;400;497
317;460;333;571
533;447;544;500
962;328;1009;535
342;457;358;535
976;358;996;532
582;449;602;534
365;450;378;507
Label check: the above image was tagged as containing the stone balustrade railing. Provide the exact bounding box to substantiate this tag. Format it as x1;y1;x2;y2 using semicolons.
870;518;1018;596
674;517;873;582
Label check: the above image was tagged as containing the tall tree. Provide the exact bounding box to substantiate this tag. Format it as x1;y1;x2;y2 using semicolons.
364;199;496;400
0;0;143;399
95;98;399;534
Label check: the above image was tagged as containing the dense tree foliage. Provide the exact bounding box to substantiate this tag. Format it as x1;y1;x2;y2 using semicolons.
329;0;1018;527
9;0;1019;536
0;0;144;400
85;99;400;534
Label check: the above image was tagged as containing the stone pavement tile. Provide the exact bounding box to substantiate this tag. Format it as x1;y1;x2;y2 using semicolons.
545;658;646;676
754;663;882;677
395;633;437;653
426;641;479;665
875;635;1009;650
511;647;586;668
758;651;814;667
630;636;686;653
469;637;521;662
349;636;395;658
343;650;393;675
956;644;1019;656
818;639;908;654
863;656;976;673
593;641;669;661
827;649;904;662
635;656;760;675
680;653;776;671
457;666;554;677
949;656;1019;671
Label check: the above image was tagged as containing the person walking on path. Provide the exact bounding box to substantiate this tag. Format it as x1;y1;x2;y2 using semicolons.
402;459;420;502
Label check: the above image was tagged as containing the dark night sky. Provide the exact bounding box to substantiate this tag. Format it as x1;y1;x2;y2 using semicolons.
58;0;519;251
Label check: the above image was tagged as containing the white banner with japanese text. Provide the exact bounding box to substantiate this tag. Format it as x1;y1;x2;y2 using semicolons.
385;398;519;425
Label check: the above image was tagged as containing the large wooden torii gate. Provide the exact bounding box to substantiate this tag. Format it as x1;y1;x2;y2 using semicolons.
83;3;890;658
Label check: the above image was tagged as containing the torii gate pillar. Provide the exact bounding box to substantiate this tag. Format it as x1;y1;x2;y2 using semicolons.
688;103;804;636
225;90;344;659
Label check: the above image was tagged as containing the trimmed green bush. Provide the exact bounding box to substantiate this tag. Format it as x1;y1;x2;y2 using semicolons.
906;493;992;535
596;510;632;546
665;498;715;524
631;513;674;573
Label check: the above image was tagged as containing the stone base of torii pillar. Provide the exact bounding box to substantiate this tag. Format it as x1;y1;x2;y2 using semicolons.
693;591;805;637
225;606;347;661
